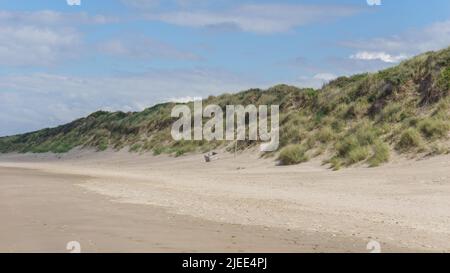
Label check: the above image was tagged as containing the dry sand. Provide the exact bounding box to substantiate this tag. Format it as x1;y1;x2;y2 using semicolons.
1;149;450;252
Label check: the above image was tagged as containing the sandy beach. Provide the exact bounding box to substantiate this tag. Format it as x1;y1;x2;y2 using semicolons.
1;149;450;253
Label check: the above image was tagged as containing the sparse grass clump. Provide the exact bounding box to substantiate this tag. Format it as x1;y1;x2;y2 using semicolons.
52;143;73;154
433;97;450;119
418;118;450;139
347;146;369;164
378;103;403;123
152;145;165;155
345;100;369;119
331;135;368;167
173;145;196;157
336;136;359;158
315;126;334;143
278;144;309;165
330;119;345;133
397;128;423;151
327;157;342;171
327;120;388;168
369;141;390;167
354;122;377;146
97;138;109;151
437;66;450;91
429;144;449;156
129;143;142;153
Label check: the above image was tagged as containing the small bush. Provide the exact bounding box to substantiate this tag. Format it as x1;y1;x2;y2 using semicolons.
173;145;196;157
354;123;377;146
369;141;390;167
304;136;316;149
429;144;449;156
152;146;165;155
397;129;423;151
378;103;403;123
175;149;186;157
345;100;369;118
97;138;109;151
433;98;450;119
331;119;345;133
281;126;302;145
437;66;450;91
316;126;334;143
334;135;370;165
405;117;419;127
52;143;73;153
418;119;450;139
347;146;369;164
336;136;359;157
278;144;309;165
326;157;342;171
129;143;142;153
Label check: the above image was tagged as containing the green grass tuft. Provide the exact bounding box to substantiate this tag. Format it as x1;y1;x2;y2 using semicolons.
315;126;334;143
369;141;390;167
418;118;450;139
347;146;369;165
278;144;309;166
397;128;423;151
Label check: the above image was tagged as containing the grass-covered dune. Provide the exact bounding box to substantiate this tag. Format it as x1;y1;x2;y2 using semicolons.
1;46;450;169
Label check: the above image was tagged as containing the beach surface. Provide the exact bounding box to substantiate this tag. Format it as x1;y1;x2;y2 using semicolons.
1;149;450;252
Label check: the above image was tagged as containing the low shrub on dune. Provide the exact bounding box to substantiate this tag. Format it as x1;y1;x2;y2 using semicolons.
278;144;309;165
418;118;450;139
397;128;423;151
369;141;390;167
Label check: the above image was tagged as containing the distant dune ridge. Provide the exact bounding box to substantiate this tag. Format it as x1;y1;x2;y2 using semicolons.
1;46;450;169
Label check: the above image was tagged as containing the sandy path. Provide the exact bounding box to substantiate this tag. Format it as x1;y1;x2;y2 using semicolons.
1;149;450;252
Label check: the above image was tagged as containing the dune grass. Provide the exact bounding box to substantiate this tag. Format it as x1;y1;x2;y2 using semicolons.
278;144;309;165
1;47;450;169
397;128;423;151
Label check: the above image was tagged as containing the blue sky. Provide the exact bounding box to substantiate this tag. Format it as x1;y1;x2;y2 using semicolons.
1;0;450;136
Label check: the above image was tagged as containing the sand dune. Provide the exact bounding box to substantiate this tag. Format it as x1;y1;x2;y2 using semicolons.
1;149;450;252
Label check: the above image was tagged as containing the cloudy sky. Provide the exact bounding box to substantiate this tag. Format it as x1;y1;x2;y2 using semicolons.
0;0;450;136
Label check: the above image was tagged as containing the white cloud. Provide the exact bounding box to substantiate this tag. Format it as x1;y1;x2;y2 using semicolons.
122;0;218;10
291;73;337;89
313;73;337;82
367;0;381;6
121;0;160;9
0;10;115;25
0;25;81;66
344;20;450;60
98;37;200;61
0;69;263;136
67;0;81;6
350;51;408;63
145;4;362;34
324;55;393;76
167;96;203;103
0;10;117;67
